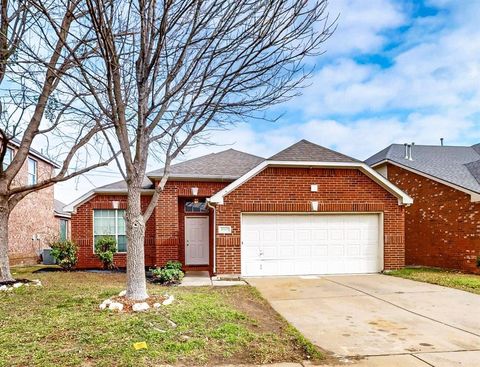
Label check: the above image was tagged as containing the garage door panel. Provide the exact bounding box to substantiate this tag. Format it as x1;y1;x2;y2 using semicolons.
241;214;381;276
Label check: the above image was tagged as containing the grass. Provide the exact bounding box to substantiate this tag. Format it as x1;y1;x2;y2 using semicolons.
0;266;324;367
387;267;480;295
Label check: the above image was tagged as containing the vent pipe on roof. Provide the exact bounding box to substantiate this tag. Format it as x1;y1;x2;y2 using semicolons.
404;143;408;159
440;138;444;146
409;142;415;161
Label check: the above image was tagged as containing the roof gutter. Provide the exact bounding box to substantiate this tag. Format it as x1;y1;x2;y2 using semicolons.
209;160;413;206
64;188;155;213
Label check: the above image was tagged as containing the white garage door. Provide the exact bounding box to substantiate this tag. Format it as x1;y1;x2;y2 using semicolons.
241;214;382;276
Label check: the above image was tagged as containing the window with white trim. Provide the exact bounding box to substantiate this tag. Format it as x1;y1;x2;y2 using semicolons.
28;158;37;185
2;147;12;170
93;209;126;252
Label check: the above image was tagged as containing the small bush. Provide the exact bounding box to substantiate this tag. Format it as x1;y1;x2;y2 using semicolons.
50;240;78;271
477;256;480;268
165;260;183;271
150;262;184;285
94;236;117;270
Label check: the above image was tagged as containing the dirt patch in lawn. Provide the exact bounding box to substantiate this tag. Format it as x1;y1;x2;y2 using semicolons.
209;286;338;366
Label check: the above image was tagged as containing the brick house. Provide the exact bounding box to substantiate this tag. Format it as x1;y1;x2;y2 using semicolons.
4;140;60;265
366;143;480;273
66;140;412;276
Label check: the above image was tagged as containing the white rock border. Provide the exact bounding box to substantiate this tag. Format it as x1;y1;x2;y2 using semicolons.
98;293;175;312
0;279;42;292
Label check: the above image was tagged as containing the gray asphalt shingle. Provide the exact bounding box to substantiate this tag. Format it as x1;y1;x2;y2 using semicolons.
269;139;358;162
94;140;359;193
365;144;480;194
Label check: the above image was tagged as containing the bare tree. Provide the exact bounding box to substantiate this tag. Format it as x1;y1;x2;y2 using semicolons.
39;0;334;299
0;0;115;282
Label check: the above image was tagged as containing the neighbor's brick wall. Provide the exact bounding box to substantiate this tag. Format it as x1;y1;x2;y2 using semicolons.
215;167;405;275
9;154;57;265
71;194;157;269
387;164;480;273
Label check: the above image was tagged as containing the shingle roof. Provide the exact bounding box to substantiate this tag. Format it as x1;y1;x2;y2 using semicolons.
54;199;71;218
147;149;264;180
365;144;480;194
94;141;358;193
95;149;264;191
96;176;155;191
269;139;358;162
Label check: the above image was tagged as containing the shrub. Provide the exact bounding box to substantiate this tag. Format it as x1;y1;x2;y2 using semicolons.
477;256;480;268
50;240;78;271
94;236;117;270
165;260;183;271
150;262;184;285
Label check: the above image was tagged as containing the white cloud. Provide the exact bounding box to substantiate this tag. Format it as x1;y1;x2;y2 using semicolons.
324;0;406;56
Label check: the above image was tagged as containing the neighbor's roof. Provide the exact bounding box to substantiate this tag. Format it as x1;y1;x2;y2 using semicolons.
269;139;359;162
365;143;480;195
147;149;264;180
9;138;60;168
54;199;71;218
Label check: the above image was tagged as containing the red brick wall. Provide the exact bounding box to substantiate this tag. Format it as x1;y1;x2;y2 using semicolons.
155;181;228;267
215;167;405;274
71;181;228;269
9;152;57;265
71;194;157;269
386;164;480;273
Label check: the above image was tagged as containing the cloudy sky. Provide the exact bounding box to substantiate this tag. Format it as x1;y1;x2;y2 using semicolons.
56;0;480;203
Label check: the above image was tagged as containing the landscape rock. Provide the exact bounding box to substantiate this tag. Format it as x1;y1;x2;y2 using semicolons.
162;295;175;305
118;290;127;297
132;302;150;312
0;285;7;291
108;302;124;312
99;299;113;310
13;283;23;288
153;303;162;308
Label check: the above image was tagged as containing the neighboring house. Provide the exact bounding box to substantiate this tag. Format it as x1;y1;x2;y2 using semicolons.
54;199;71;241
66;140;412;276
366;143;480;273
4;140;60;265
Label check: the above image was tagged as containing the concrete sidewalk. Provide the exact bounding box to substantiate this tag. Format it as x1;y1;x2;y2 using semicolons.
179;271;246;287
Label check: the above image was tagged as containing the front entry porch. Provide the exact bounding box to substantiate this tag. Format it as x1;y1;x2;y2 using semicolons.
178;197;214;274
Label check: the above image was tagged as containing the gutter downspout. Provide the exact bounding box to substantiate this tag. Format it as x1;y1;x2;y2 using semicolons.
206;199;217;274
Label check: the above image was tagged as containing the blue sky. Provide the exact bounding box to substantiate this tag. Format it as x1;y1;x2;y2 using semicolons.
56;0;480;202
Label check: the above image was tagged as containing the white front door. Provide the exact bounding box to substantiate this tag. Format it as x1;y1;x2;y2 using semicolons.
241;214;381;276
185;216;209;265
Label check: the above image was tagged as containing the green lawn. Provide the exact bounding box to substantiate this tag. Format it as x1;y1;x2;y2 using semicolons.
387;267;480;295
0;266;323;367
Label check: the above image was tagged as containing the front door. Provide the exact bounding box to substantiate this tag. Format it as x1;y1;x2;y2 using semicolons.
185;216;209;265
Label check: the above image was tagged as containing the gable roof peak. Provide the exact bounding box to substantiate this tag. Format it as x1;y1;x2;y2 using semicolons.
268;139;358;163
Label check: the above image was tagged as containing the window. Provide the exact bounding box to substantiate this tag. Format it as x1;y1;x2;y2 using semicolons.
28;158;37;185
184;201;209;213
93;209;126;252
2;147;12;170
59;219;68;241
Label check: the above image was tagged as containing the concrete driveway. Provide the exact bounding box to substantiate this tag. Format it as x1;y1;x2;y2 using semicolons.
248;275;480;366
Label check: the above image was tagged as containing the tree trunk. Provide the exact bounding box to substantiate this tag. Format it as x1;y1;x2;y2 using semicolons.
125;184;148;300
0;198;13;282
